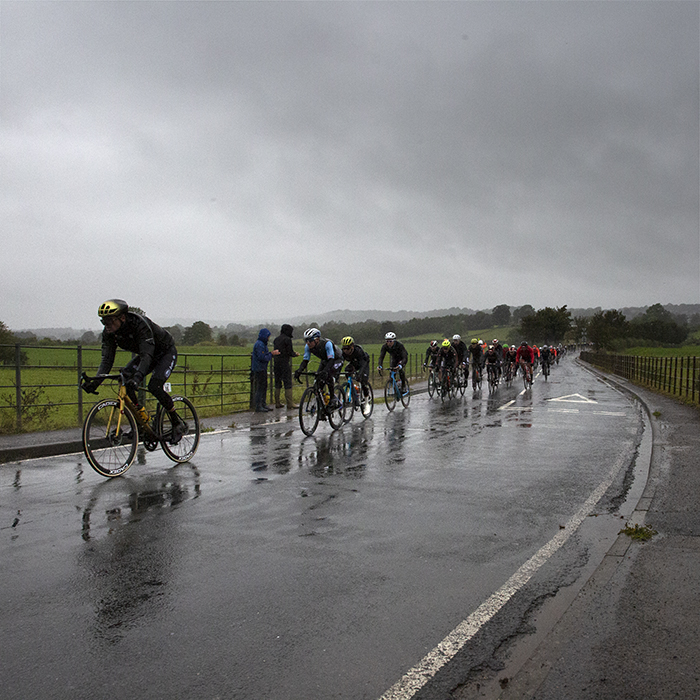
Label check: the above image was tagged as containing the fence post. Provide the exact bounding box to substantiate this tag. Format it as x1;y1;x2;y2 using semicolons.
221;356;224;412
15;343;22;432
77;344;83;425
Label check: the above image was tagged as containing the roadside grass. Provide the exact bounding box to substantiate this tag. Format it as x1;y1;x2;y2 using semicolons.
620;523;658;542
622;345;700;357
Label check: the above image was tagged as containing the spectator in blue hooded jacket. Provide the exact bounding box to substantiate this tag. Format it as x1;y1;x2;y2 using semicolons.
251;328;279;412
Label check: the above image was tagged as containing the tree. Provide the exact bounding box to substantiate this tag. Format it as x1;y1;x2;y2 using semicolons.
0;321;28;365
183;321;213;345
629;304;688;344
165;325;184;344
518;306;572;344
512;305;535;324
492;304;511;326
80;330;99;345
587;310;629;350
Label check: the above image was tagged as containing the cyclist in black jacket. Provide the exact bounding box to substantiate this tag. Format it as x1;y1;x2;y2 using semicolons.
83;299;185;441
378;332;408;386
341;337;370;384
341;336;371;398
424;340;440;370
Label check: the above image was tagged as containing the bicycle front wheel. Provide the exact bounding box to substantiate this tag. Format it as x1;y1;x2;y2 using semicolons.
341;382;353;424
384;379;397;411
299;387;320;436
158;395;200;463
83;399;138;477
360;383;374;419
427;371;436;397
328;386;347;430
400;379;411;407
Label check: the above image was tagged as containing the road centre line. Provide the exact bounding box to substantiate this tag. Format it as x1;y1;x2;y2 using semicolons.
378;449;631;700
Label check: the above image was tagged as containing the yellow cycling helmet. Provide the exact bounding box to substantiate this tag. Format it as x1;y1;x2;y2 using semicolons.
470;338;478;344
442;339;451;348
341;336;354;347
98;299;128;317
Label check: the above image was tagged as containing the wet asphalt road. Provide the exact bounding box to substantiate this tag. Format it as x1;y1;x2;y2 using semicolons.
1;359;647;700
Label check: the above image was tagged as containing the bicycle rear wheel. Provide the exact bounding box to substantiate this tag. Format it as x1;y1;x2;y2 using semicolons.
158;395;200;463
327;386;347;430
360;383;374;418
83;399;138;477
299;387;320;436
400;378;411;407
384;379;397;411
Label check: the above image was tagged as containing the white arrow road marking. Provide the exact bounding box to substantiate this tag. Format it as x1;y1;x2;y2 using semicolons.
546;393;598;403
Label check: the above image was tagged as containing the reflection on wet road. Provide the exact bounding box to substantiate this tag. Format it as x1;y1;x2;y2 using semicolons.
0;360;646;700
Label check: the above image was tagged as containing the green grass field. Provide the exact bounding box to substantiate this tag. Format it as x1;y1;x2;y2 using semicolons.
622;345;700;358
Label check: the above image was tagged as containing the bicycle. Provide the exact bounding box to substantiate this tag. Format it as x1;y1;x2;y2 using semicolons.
486;363;500;393
503;361;516;387
426;364;439;398
439;366;457;402
541;357;550;380
457;363;468;396
521;362;534;390
80;372;200;478
297;372;346;436
380;367;410;411
340;371;374;422
471;363;483;391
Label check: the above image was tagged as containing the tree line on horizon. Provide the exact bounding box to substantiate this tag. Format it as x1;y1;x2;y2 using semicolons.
1;303;697;364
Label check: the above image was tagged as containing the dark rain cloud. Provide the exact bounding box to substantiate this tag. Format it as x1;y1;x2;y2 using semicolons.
1;1;698;329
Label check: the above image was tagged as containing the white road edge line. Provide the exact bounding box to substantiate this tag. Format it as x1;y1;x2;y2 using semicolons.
378;450;629;700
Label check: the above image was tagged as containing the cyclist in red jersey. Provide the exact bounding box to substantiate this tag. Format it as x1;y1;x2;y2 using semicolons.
515;341;535;383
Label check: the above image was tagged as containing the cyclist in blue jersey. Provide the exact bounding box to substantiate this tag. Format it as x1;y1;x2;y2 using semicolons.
294;328;343;406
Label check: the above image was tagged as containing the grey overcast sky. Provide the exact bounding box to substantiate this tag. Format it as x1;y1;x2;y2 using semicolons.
2;1;699;330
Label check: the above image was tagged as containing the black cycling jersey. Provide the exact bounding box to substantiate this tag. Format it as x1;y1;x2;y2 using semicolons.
437;345;457;367
484;351;500;365
468;344;483;364
98;312;175;378
379;340;408;368
342;344;370;376
424;345;440;365
451;340;468;364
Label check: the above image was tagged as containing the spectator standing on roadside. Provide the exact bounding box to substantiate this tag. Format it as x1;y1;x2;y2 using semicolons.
251;328;280;412
273;324;300;409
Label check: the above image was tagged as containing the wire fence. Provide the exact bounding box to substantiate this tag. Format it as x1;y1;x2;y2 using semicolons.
0;344;425;433
580;351;700;405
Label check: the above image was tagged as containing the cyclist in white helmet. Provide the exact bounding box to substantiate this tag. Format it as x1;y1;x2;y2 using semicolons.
378;332;408;386
294;328;343;406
